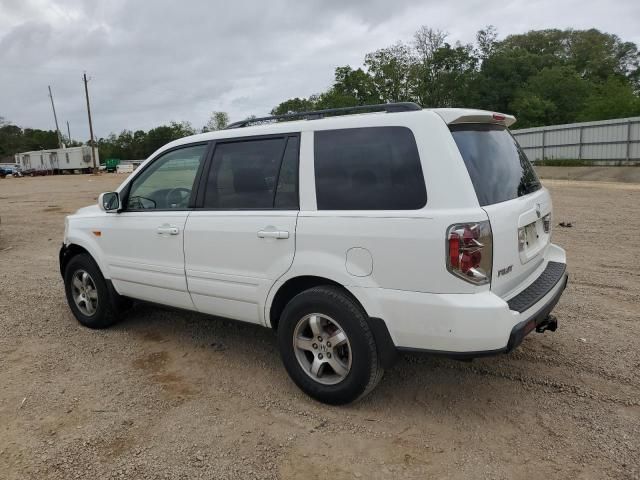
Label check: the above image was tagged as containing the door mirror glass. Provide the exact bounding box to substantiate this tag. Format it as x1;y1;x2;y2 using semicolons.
99;192;120;212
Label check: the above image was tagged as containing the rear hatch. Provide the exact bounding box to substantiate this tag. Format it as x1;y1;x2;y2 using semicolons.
450;123;551;298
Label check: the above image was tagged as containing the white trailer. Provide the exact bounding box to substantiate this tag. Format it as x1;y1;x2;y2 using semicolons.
14;146;99;174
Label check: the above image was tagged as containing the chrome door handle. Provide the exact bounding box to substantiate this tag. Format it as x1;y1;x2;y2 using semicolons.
157;225;179;235
257;230;289;239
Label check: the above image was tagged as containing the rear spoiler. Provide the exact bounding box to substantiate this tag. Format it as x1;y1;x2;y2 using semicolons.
435;109;516;128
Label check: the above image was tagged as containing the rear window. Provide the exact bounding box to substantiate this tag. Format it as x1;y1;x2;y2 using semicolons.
450;124;541;206
314;127;426;210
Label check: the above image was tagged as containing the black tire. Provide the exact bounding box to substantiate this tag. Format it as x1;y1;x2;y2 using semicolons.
63;253;121;329
277;286;383;405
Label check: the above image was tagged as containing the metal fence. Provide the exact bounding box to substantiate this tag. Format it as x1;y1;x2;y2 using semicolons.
512;116;640;165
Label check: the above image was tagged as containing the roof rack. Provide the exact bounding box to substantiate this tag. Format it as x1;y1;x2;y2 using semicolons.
225;102;422;129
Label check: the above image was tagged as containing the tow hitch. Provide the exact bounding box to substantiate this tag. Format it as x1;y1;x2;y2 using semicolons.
536;315;558;333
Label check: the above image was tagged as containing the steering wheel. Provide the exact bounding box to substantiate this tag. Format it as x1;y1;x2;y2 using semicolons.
165;187;191;208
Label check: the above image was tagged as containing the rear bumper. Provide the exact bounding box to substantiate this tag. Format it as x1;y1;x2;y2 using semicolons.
505;270;567;352
354;247;568;361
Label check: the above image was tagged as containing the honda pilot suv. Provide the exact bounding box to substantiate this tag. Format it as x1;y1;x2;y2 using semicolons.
60;103;567;404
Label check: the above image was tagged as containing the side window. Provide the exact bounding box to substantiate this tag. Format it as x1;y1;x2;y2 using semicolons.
126;144;206;210
203;136;298;209
314;127;427;210
274;136;299;209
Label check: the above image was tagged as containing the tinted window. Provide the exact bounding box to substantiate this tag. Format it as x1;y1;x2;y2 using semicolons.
314;127;426;210
450;124;541;206
126;144;206;210
274;137;299;209
204;137;295;209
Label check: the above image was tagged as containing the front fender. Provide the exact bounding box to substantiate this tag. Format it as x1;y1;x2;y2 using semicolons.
60;231;111;280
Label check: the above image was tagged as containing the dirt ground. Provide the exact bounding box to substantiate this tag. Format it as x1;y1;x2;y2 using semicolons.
0;174;638;480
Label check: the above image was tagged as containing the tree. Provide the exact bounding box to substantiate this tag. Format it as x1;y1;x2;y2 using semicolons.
566;29;640;85
271;97;316;115
511;66;592;127
332;66;380;105
364;43;414;103
0;122;59;158
411;27;446;106
271;25;640;128
476;25;498;60
203;111;229;131
472;49;559;113
577;76;640;121
415;42;477;107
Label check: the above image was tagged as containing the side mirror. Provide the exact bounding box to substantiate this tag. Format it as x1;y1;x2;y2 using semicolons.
98;192;120;212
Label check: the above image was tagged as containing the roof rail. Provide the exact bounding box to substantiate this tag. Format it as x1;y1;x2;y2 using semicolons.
225;102;422;129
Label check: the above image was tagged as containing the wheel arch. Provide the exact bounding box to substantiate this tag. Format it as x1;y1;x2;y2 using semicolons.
268;275;365;331
59;239;109;280
268;275;399;369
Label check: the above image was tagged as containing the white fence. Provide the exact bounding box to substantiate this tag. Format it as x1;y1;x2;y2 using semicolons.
512;116;640;165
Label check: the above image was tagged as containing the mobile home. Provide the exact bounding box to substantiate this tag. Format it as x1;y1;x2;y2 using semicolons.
14;146;99;174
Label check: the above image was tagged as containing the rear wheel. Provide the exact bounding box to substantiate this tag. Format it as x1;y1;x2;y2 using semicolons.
64;254;121;329
277;286;383;404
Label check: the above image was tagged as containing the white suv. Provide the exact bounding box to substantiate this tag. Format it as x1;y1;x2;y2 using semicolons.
60;103;567;404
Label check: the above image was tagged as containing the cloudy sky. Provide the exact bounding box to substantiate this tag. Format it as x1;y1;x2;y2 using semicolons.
1;0;638;140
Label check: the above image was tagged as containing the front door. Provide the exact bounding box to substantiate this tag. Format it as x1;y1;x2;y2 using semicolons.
184;135;299;324
101;143;208;310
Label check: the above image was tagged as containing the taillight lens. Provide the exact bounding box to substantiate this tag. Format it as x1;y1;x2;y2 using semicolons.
446;221;492;285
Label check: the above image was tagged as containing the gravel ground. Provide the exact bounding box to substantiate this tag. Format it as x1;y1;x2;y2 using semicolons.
0;174;638;480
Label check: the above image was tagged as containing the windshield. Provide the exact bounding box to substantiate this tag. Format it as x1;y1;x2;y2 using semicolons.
450;124;541;206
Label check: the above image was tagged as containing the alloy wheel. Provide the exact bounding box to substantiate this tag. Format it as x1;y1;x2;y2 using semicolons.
71;269;99;316
292;313;352;385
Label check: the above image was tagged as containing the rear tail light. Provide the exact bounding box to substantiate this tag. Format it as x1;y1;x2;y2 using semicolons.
446;221;492;285
542;213;551;233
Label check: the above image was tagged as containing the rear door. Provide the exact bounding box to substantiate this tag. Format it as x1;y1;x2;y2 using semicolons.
184;134;299;325
450;124;551;298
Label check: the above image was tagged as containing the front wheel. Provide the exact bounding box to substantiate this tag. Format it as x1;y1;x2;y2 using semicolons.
64;253;120;329
277;286;383;405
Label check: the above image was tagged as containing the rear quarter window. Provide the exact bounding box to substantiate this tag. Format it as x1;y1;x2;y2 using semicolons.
314;126;426;210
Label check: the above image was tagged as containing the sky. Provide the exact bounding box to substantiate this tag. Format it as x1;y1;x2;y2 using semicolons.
1;0;639;141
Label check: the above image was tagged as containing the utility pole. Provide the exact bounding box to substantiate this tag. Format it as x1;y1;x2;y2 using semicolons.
48;85;63;148
83;72;97;174
66;121;71;143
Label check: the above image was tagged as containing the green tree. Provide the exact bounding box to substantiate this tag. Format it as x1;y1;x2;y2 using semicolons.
331;66;380;105
476;25;498;60
416;42;477;107
511;66;592;127
364;43;414;103
271;97;316;115
203;111;229;132
578;77;640;121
